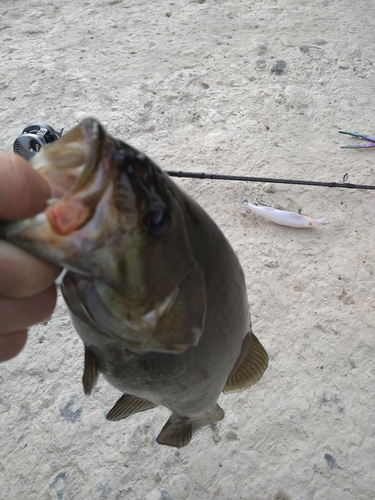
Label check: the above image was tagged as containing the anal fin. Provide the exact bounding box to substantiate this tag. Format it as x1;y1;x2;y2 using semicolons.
106;393;157;421
82;346;100;395
156;404;224;448
224;332;268;393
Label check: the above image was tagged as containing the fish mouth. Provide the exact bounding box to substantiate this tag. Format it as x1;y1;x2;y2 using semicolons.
2;118;121;274
33;118;115;236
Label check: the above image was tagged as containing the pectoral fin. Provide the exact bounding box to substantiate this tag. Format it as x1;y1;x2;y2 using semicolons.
106;394;157;421
156;404;225;448
223;332;268;393
82;347;100;395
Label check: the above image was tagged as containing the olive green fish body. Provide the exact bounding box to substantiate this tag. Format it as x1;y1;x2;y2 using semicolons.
63;186;249;418
0;118;268;447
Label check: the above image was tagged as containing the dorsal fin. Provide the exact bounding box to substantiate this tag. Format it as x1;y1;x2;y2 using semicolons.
223;333;268;393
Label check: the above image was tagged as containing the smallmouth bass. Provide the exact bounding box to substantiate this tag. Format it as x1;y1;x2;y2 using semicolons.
0;118;268;447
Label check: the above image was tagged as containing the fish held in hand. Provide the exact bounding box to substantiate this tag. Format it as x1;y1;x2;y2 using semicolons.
0;118;268;447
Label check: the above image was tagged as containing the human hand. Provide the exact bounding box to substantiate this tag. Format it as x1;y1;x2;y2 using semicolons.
0;152;61;362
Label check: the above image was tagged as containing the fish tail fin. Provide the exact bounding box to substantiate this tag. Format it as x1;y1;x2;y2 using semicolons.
156;404;225;448
223;332;268;393
106;393;157;421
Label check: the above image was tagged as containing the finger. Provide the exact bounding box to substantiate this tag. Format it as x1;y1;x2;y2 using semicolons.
0;285;57;334
0;330;27;362
0;152;51;220
0;240;61;298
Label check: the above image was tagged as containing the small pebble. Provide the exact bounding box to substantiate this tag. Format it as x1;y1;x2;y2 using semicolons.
257;40;268;55
58;393;82;423
217;477;237;496
100;94;113;104
324;453;338;470
338;61;349;70
49;471;68;499
169;475;190;499
225;431;239;441
145;487;174;500
271;60;287;75
227;410;244;429
256;59;267;69
263;183;277;193
98;478;113;500
295;467;314;483
99;427;120;446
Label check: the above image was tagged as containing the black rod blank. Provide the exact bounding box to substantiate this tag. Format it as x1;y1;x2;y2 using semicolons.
165;171;375;190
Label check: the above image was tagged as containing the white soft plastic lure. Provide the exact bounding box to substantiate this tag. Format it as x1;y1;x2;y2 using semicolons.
243;201;327;228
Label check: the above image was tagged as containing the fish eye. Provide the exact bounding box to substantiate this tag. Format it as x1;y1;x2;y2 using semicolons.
143;209;174;236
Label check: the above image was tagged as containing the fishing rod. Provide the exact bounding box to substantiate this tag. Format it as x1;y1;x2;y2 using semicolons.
165;171;375;191
13;124;375;191
167;132;375;190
